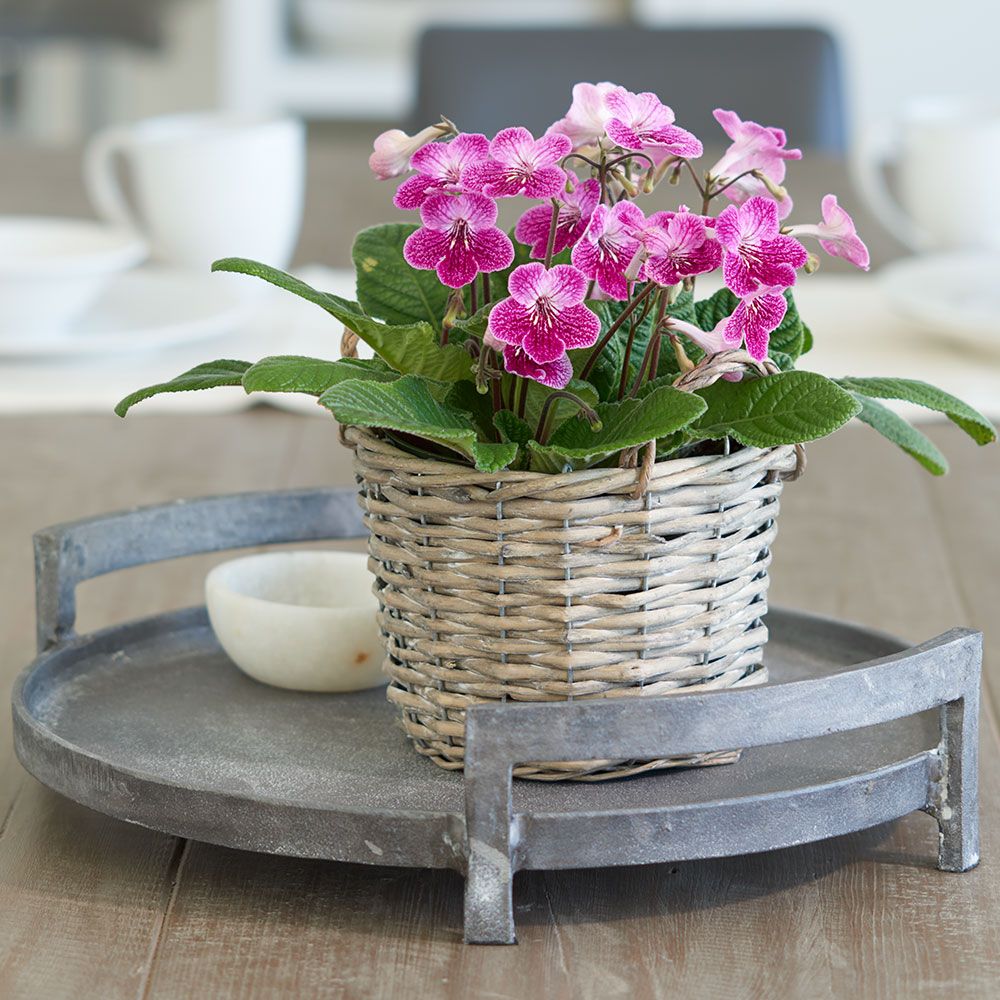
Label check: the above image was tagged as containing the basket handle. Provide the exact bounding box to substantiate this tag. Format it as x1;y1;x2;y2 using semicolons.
33;487;365;653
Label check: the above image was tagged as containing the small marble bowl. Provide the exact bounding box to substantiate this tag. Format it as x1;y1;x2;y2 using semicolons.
205;551;386;693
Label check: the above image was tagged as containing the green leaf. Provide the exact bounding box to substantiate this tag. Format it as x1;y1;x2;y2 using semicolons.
691;371;860;448
834;377;996;446
115;360;251;417
319;375;518;472
352;223;451;326
522;378;599;434
851;394;948;475
212;258;473;382
493;410;533;446
528;384;706;470
694;287;738;330
768;290;805;360
242;355;396;396
800;321;814;355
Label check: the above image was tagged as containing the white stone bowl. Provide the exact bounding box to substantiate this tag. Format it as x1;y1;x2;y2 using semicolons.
0;216;147;335
205;551;387;693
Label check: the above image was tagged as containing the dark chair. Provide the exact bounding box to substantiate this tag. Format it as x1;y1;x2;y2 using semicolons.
411;25;846;153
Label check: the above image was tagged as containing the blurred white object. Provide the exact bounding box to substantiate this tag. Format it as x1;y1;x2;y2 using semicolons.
206;551;386;693
853;97;1000;252
0;217;146;335
84;112;305;270
294;0;618;55
0;266;250;358
880;252;1000;351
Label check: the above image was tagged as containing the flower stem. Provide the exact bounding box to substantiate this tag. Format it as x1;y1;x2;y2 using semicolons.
707;167;761;199
626;291;668;397
617;288;660;400
535;391;602;446
470;278;479;315
682;159;707;200
481;272;491;306
579;282;657;382
515;376;528;419
543;197;560;269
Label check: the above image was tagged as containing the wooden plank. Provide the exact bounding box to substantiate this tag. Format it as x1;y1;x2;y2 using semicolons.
0;412;311;999
138;422;1000;999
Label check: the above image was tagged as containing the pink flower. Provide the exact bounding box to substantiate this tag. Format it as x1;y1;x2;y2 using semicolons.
787;195;870;270
641;212;723;286
393;132;490;210
570;201;645;300
369;123;450;180
708;109;801;220
667;317;730;356
403;193;514;289
463;128;572;199
604;87;703;162
546;82;616;149
488;262;600;364
723;287;788;361
716;196;808;297
502;346;573;389
514;177;600;258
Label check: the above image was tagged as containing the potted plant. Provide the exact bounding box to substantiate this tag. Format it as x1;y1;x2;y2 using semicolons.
117;83;995;780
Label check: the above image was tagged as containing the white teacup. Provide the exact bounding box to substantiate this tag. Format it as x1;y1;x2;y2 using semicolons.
853;97;1000;252
84;112;305;271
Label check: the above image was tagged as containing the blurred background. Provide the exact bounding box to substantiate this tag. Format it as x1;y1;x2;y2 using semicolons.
0;0;997;414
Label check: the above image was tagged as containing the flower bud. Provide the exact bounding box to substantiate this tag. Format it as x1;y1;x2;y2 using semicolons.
752;169;788;202
804;253;821;274
610;168;638;198
369;122;451;180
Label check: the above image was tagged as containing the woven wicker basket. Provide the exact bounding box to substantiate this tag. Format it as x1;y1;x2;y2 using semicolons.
345;419;799;781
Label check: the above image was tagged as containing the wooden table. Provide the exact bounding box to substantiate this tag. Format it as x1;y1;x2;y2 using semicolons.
0;412;998;998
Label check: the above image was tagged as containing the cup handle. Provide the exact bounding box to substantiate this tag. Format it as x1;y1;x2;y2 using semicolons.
84;126;140;232
850;122;931;253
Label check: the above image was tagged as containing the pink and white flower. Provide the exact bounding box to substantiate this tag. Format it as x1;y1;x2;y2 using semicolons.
501;346;574;389
546;82;617;150
393;132;490;210
708;109;801;220
488;262;600;364
571;201;645;300
369;123;450;180
604;87;703;162
514;177;600;259
716;196;808;297
787;195;870;270
463;128;572;199
641;212;723;286
665;317;731;357
403;193;514;289
723;286;788;361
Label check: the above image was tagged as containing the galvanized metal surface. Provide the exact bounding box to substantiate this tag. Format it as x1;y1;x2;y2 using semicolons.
12;488;982;945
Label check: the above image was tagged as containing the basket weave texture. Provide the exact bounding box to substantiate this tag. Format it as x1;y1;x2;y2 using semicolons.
347;425;797;780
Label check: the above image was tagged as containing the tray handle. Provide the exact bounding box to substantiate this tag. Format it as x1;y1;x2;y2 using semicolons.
34;487;365;652
463;627;981;943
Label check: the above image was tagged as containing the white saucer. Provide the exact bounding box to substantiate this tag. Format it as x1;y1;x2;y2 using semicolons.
0;267;251;358
881;252;1000;352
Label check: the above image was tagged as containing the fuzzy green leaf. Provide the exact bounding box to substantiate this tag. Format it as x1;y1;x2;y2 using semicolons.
851;394;949;475
691;371;860;447
493;410;533;446
319;375;518;471
835;377;996;445
352;223;451;326
212;258;472;382
528;384;706;470
115;360;251;416
242;355;396;396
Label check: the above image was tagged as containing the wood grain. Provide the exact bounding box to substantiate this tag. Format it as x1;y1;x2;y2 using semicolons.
0;412;998;999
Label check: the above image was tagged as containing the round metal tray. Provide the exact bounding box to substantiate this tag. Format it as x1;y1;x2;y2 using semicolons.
11;488;982;944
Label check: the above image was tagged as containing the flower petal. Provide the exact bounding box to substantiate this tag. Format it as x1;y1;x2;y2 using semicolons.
402;227;448;271
488;297;532;346
490;126;535;165
544;263;590;307
515;204;557;259
507;262;548;304
503;346;573;388
552;302;600;349
470;227;515;273
725;291;787;360
393;173;439;210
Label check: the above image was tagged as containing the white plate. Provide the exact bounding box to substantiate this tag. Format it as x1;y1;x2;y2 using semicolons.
0;267;251;358
881;252;1000;352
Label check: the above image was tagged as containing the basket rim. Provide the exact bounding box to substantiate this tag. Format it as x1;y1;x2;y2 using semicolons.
343;425;797;489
